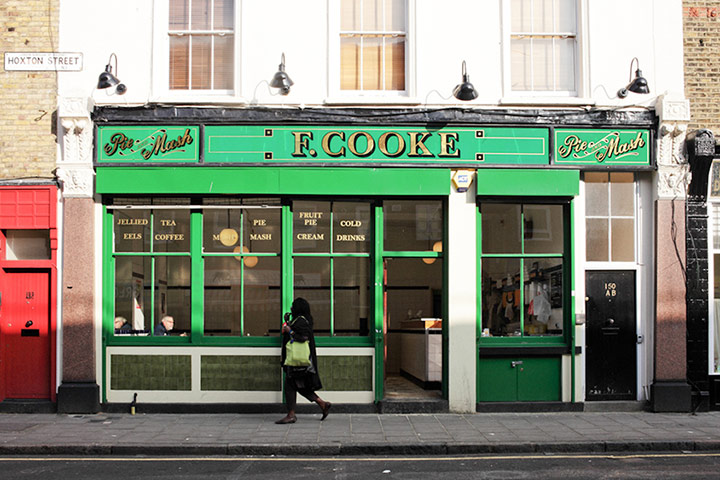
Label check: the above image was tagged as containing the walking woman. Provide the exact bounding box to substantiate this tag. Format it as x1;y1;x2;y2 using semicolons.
276;297;331;424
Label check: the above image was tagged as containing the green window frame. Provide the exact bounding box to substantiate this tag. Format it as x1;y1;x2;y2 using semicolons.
103;199;378;348
477;199;572;347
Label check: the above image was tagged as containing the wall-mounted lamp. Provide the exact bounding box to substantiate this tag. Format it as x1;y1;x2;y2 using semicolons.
269;53;293;95
452;61;478;101
97;53;127;95
617;57;649;98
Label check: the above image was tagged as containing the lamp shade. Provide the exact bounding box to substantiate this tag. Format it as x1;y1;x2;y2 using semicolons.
97;65;120;89
270;53;293;95
626;69;649;94
452;61;478;101
617;58;650;98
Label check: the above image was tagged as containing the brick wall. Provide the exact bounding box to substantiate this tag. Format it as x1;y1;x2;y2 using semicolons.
684;1;720;134
0;0;59;179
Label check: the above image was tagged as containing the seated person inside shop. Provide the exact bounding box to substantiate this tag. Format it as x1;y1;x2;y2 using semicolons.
154;315;187;336
114;316;131;334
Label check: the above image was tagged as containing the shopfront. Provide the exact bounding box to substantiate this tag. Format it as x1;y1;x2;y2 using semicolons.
94;109;654;411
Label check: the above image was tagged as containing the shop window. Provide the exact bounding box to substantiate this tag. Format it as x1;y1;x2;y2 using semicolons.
113;208;191;336
480;203;566;337
506;0;578;95
202;206;281;337
584;172;635;262
336;0;408;93
292;200;372;337
4;229;50;260
168;0;234;90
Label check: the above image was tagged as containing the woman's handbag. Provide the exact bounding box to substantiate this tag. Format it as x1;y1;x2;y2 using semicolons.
284;339;311;367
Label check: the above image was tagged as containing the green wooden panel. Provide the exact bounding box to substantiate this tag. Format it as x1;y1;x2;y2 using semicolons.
478;356;561;402
201;356;281;391
95;167;450;196
98;126;199;163
476;169;579;196
110;355;191;391
318;356;373;391
478;358;517;401
517;357;561;401
554;129;650;166
205;125;549;166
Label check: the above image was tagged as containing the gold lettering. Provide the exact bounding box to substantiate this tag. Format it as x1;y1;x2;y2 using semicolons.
339;220;362;227
213;234;220;240
154;233;185;241
336;234;366;241
292;132;313;157
321;131;346;157
378;132;405;157
348;131;375;157
408;132;434;157
249;233;272;241
253;219;267;226
439;132;460;157
117;218;148;226
123;233;142;240
296;233;324;240
160;219;176;226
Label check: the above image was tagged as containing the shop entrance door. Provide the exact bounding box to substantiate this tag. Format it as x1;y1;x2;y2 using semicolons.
0;270;51;399
383;257;443;400
585;270;636;401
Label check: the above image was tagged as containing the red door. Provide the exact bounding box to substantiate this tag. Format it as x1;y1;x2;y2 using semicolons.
1;270;51;399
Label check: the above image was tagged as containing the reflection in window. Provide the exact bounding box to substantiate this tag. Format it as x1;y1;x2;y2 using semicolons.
384;200;443;252
202;206;282;336
169;0;234;90
480;202;566;338
292;200;373;336
114;256;151;335
4;230;51;260
340;0;406;91
585;172;635;262
510;0;577;93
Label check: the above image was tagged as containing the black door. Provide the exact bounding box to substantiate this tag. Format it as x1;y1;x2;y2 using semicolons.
585;271;636;401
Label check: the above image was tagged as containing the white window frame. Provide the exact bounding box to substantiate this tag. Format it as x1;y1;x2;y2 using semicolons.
326;0;417;104
151;0;243;103
501;0;589;102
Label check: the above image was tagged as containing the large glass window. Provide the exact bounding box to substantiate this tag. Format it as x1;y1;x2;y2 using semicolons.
480;202;567;337
509;0;577;94
112;206;191;336
340;0;406;92
585;172;635;262
169;0;234;90
202;203;282;337
292;200;372;336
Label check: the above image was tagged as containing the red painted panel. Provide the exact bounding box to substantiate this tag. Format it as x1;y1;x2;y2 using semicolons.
1;270;50;398
0;186;55;229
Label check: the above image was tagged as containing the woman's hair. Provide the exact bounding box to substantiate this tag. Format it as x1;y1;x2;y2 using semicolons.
291;297;312;320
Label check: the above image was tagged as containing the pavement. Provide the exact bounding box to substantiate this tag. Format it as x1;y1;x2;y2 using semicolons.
0;410;720;456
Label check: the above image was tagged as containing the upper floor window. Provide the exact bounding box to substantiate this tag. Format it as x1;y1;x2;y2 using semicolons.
169;0;234;90
508;0;577;95
339;0;407;92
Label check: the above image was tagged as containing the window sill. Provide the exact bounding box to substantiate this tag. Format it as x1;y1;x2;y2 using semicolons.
149;94;249;105
324;96;421;106
499;97;597;107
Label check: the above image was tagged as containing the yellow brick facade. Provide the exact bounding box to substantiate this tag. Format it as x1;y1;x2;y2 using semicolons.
684;1;720;134
0;0;59;179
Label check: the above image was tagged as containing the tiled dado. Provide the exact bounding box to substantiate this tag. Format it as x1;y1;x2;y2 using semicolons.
110;354;373;392
201;356;281;391
110;355;192;391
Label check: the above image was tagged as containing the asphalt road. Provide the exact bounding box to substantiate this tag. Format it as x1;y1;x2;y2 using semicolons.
1;453;719;479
